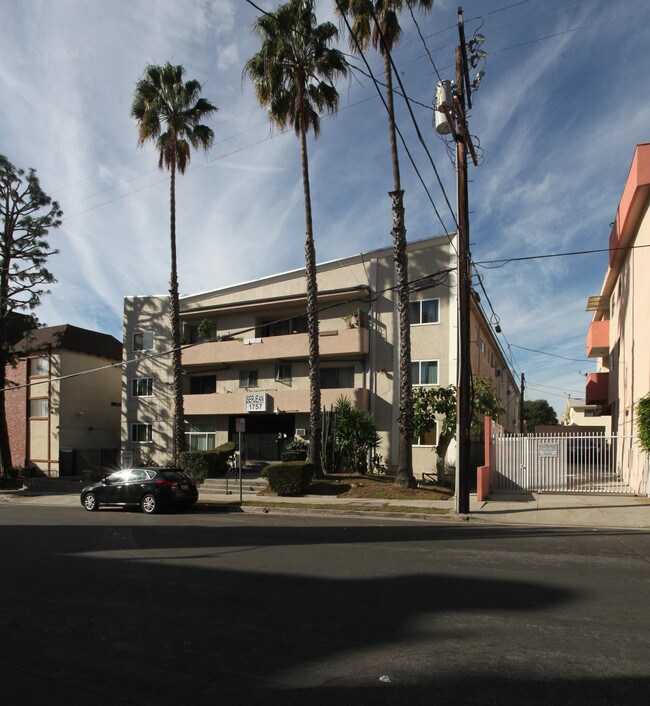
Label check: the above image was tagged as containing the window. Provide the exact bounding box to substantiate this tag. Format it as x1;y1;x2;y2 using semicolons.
260;316;307;337
275;363;292;382
30;398;48;418
239;370;258;388
131;377;153;397
410;298;440;325
129;469;152;482
189;375;217;394
321;367;354;389
106;470;131;484
185;423;216;451
131;423;152;443
414;421;438;446
412;360;438;385
29;357;49;377
480;338;486;354
133;331;154;351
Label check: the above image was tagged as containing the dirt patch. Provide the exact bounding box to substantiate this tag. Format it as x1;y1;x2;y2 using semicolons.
306;474;452;501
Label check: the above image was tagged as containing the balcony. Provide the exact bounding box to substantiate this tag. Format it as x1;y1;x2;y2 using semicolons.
184;387;369;417
585;372;609;405
586;320;609;358
182;328;369;368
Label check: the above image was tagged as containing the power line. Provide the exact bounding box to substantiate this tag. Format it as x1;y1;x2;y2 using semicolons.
1;265;455;395
473;242;650;268
509;343;592;363
363;0;460;233
333;0;457;247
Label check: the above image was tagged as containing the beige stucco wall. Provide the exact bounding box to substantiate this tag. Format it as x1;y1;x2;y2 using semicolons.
123;235;519;478
26;349;121;477
611;202;650;492
121;295;174;467
27;355;54;473
58;350;121;450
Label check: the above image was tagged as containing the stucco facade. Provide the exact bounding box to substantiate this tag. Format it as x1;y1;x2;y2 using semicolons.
6;325;122;476
122;235;519;478
586;143;650;494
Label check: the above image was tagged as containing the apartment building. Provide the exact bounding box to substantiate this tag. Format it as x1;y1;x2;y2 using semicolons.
6;324;122;476
122;235;519;477
585;143;650;493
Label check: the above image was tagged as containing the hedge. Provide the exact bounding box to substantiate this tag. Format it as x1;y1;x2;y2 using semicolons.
179;441;236;483
262;461;314;496
281;449;308;462
637;394;650;452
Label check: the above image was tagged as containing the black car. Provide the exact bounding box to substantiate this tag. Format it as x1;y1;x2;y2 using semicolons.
80;468;198;514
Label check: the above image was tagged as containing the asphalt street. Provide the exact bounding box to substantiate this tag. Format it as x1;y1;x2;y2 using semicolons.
0;505;648;705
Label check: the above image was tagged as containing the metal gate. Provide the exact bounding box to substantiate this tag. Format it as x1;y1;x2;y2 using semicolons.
491;432;641;494
235;433;286;463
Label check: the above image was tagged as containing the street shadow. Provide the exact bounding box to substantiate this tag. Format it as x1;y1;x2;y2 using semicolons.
0;514;648;704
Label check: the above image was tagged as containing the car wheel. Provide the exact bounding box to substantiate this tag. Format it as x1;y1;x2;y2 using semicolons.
83;493;99;512
141;494;157;514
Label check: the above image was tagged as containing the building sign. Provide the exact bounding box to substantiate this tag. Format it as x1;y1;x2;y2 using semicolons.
538;442;559;458
245;392;268;412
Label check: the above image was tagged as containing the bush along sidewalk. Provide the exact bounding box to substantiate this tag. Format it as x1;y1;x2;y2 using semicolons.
262;461;314;496
179;442;235;483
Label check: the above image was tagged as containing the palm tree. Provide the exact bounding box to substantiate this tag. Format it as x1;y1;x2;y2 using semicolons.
244;0;347;478
336;0;433;488
131;63;217;464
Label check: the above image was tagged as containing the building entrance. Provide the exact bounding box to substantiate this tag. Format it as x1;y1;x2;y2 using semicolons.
229;414;296;463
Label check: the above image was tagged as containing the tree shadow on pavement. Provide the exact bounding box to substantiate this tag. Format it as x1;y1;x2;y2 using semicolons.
0;514;647;705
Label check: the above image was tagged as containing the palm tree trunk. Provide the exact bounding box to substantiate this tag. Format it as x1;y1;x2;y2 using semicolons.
168;164;186;464
384;52;414;488
299;122;322;478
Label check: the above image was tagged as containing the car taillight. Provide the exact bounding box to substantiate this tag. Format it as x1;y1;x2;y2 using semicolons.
155;480;177;488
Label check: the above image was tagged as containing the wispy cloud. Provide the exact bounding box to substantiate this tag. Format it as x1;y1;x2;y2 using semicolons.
2;0;649;416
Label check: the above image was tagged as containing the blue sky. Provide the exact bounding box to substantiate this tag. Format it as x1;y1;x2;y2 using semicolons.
2;0;649;417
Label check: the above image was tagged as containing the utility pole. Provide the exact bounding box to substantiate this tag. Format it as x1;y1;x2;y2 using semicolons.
519;372;525;433
435;7;483;514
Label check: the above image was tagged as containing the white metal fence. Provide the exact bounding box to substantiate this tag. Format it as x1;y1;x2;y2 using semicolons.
491;432;644;495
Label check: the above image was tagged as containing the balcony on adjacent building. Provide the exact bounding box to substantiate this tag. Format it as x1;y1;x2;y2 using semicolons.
182;327;369;368
586;319;609;358
585;372;609;405
184;387;369;417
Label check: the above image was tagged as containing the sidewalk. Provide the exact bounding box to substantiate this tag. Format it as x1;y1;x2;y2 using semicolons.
1;484;648;529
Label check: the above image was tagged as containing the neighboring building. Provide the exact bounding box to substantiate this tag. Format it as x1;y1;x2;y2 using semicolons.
585;143;650;493
122;235;519;478
6;325;122;476
561;397;611;434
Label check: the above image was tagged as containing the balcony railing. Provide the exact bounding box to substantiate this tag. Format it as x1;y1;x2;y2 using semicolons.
585;372;609;405
586;320;609;358
184;387;369;416
182;327;369;367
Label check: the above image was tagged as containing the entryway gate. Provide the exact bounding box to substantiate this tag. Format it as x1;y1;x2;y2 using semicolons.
490;432;643;494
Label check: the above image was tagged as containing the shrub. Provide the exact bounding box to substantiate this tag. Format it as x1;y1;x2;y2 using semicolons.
17;465;45;478
262;462;314;496
179;442;236;483
281;449;308;462
281;438;309;462
637;394;650;453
